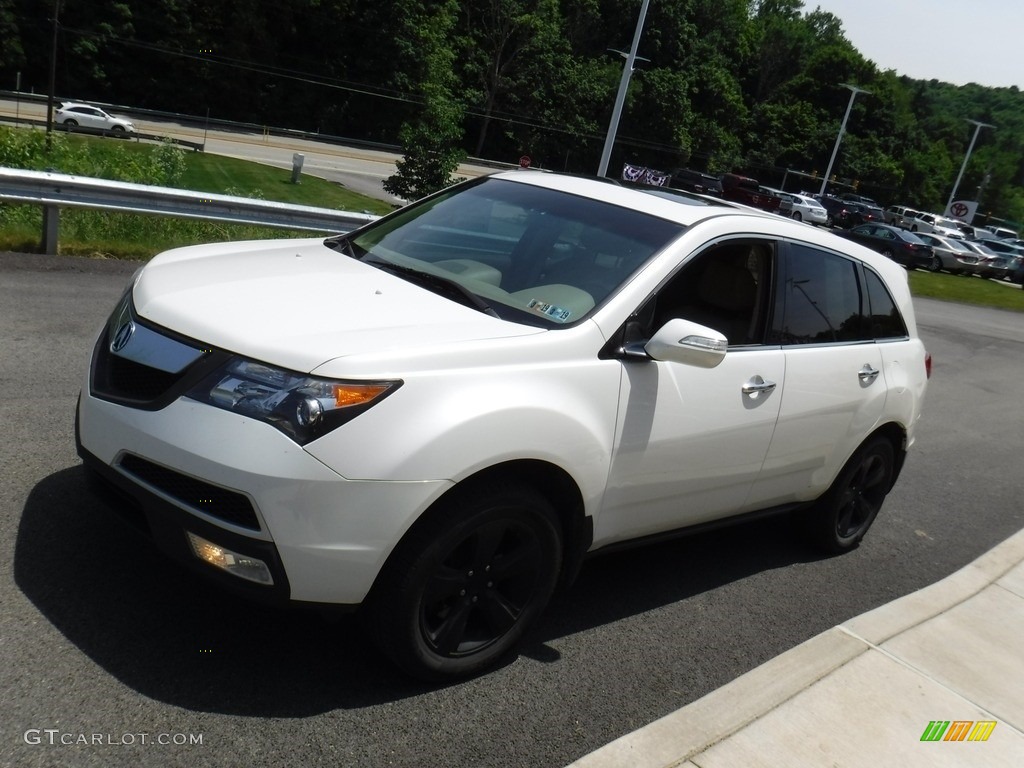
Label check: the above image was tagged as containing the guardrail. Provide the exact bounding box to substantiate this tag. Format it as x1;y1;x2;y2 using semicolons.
0;167;381;254
0;115;206;151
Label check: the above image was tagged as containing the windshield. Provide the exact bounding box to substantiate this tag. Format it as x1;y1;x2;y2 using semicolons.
328;178;685;326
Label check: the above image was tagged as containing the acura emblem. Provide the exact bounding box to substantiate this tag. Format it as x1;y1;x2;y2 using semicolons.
111;320;135;353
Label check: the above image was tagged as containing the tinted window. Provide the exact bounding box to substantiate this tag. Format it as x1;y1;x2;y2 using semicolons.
864;269;908;339
773;244;865;344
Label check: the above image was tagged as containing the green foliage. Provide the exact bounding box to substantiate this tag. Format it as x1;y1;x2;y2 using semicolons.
2;0;1024;220
383;0;466;200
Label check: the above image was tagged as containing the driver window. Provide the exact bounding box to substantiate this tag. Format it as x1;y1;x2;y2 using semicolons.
651;240;774;347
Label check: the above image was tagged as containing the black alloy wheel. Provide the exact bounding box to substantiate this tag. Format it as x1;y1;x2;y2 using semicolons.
802;437;894;554
368;483;562;681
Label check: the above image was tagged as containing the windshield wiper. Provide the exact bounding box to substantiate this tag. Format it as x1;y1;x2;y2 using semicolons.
365;259;500;318
322;234;360;258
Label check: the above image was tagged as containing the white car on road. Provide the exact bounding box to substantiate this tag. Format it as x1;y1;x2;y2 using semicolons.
77;172;930;679
55;102;137;134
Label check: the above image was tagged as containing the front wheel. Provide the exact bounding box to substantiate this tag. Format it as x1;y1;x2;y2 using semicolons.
801;437;895;554
367;483;562;680
63;119;78;127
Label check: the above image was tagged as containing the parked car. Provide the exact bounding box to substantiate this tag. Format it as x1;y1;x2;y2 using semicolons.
983;225;1019;240
976;252;1021;280
777;192;828;226
909;212;964;239
720;173;783;213
883;205;920;229
76;171;929;680
826;200;883;229
54;102;137;134
839;192;880;207
817;195;859;228
837;223;935;270
912;233;984;275
669;168;723;197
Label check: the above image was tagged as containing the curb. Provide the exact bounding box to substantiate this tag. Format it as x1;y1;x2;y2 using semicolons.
567;527;1024;768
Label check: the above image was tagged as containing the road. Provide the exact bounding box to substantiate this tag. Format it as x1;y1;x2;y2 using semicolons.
0;98;504;205
1;251;1022;767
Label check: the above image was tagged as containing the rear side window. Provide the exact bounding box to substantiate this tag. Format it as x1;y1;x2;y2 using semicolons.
772;244;865;344
864;269;908;339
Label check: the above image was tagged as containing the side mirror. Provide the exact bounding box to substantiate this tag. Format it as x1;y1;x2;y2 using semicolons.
645;318;728;368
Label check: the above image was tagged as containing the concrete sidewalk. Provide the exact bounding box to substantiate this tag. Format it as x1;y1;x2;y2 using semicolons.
568;528;1024;767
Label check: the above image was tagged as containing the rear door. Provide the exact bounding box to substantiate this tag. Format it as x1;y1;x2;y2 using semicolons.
746;241;886;508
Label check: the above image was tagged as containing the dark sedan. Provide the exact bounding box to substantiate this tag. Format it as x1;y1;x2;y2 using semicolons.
837;223;934;269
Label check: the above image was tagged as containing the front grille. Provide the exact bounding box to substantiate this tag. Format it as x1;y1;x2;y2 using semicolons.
98;350;181;401
118;454;261;531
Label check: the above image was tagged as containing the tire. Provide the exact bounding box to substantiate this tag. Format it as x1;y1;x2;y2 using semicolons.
801;437;895;554
112;125;126;133
63;119;78;127
928;255;942;272
792;211;802;222
826;214;834;227
367;483;562;681
880;248;894;260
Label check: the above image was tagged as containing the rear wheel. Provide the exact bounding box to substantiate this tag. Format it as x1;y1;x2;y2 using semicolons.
928;255;942;272
801;437;894;554
792;211;803;222
368;483;562;680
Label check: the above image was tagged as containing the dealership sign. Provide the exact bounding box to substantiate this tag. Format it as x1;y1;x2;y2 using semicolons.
945;199;978;222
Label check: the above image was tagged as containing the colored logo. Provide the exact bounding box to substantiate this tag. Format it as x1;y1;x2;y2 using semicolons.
920;720;997;742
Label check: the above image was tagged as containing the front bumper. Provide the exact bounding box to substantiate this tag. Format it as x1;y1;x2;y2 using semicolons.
76;391;452;606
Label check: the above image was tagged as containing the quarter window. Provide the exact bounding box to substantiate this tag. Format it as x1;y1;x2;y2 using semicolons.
864;268;908;339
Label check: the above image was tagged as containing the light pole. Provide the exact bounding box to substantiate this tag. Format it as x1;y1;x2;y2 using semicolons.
597;0;651;177
946;119;994;211
818;84;870;197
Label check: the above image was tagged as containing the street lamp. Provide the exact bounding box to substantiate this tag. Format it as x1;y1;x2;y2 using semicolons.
946;119;994;212
597;0;651;177
818;84;870;197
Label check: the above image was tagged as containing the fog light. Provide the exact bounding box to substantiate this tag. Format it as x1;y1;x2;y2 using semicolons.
186;531;274;585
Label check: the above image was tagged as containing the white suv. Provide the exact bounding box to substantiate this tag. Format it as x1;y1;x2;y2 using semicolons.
55;102;137;134
77;172;930;679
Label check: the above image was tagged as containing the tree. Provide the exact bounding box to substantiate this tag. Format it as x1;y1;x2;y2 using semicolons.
383;0;465;200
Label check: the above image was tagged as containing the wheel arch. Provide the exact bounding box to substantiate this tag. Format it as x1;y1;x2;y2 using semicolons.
369;458;592;602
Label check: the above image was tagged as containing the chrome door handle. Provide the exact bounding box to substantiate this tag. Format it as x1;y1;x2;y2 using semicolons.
858;365;880;383
742;375;777;397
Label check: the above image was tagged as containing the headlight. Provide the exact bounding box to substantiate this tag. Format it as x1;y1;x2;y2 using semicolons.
186;358;400;445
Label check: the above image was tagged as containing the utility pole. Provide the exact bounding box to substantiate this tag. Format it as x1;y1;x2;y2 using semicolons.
46;0;61;150
946;119;994;211
819;84;869;198
597;0;651;177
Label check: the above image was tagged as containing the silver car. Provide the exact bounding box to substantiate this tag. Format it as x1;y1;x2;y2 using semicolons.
913;233;984;275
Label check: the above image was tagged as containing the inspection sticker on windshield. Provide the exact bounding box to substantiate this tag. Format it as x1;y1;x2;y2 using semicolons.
526;299;572;322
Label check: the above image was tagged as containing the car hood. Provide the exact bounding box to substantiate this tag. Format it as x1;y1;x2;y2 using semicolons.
132;237;544;372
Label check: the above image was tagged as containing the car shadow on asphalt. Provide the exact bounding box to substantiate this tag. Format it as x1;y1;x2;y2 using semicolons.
15;466;824;716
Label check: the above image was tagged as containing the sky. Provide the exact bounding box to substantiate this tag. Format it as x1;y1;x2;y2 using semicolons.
807;0;1024;89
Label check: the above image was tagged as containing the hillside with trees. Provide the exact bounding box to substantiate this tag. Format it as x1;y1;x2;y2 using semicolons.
2;0;1021;222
